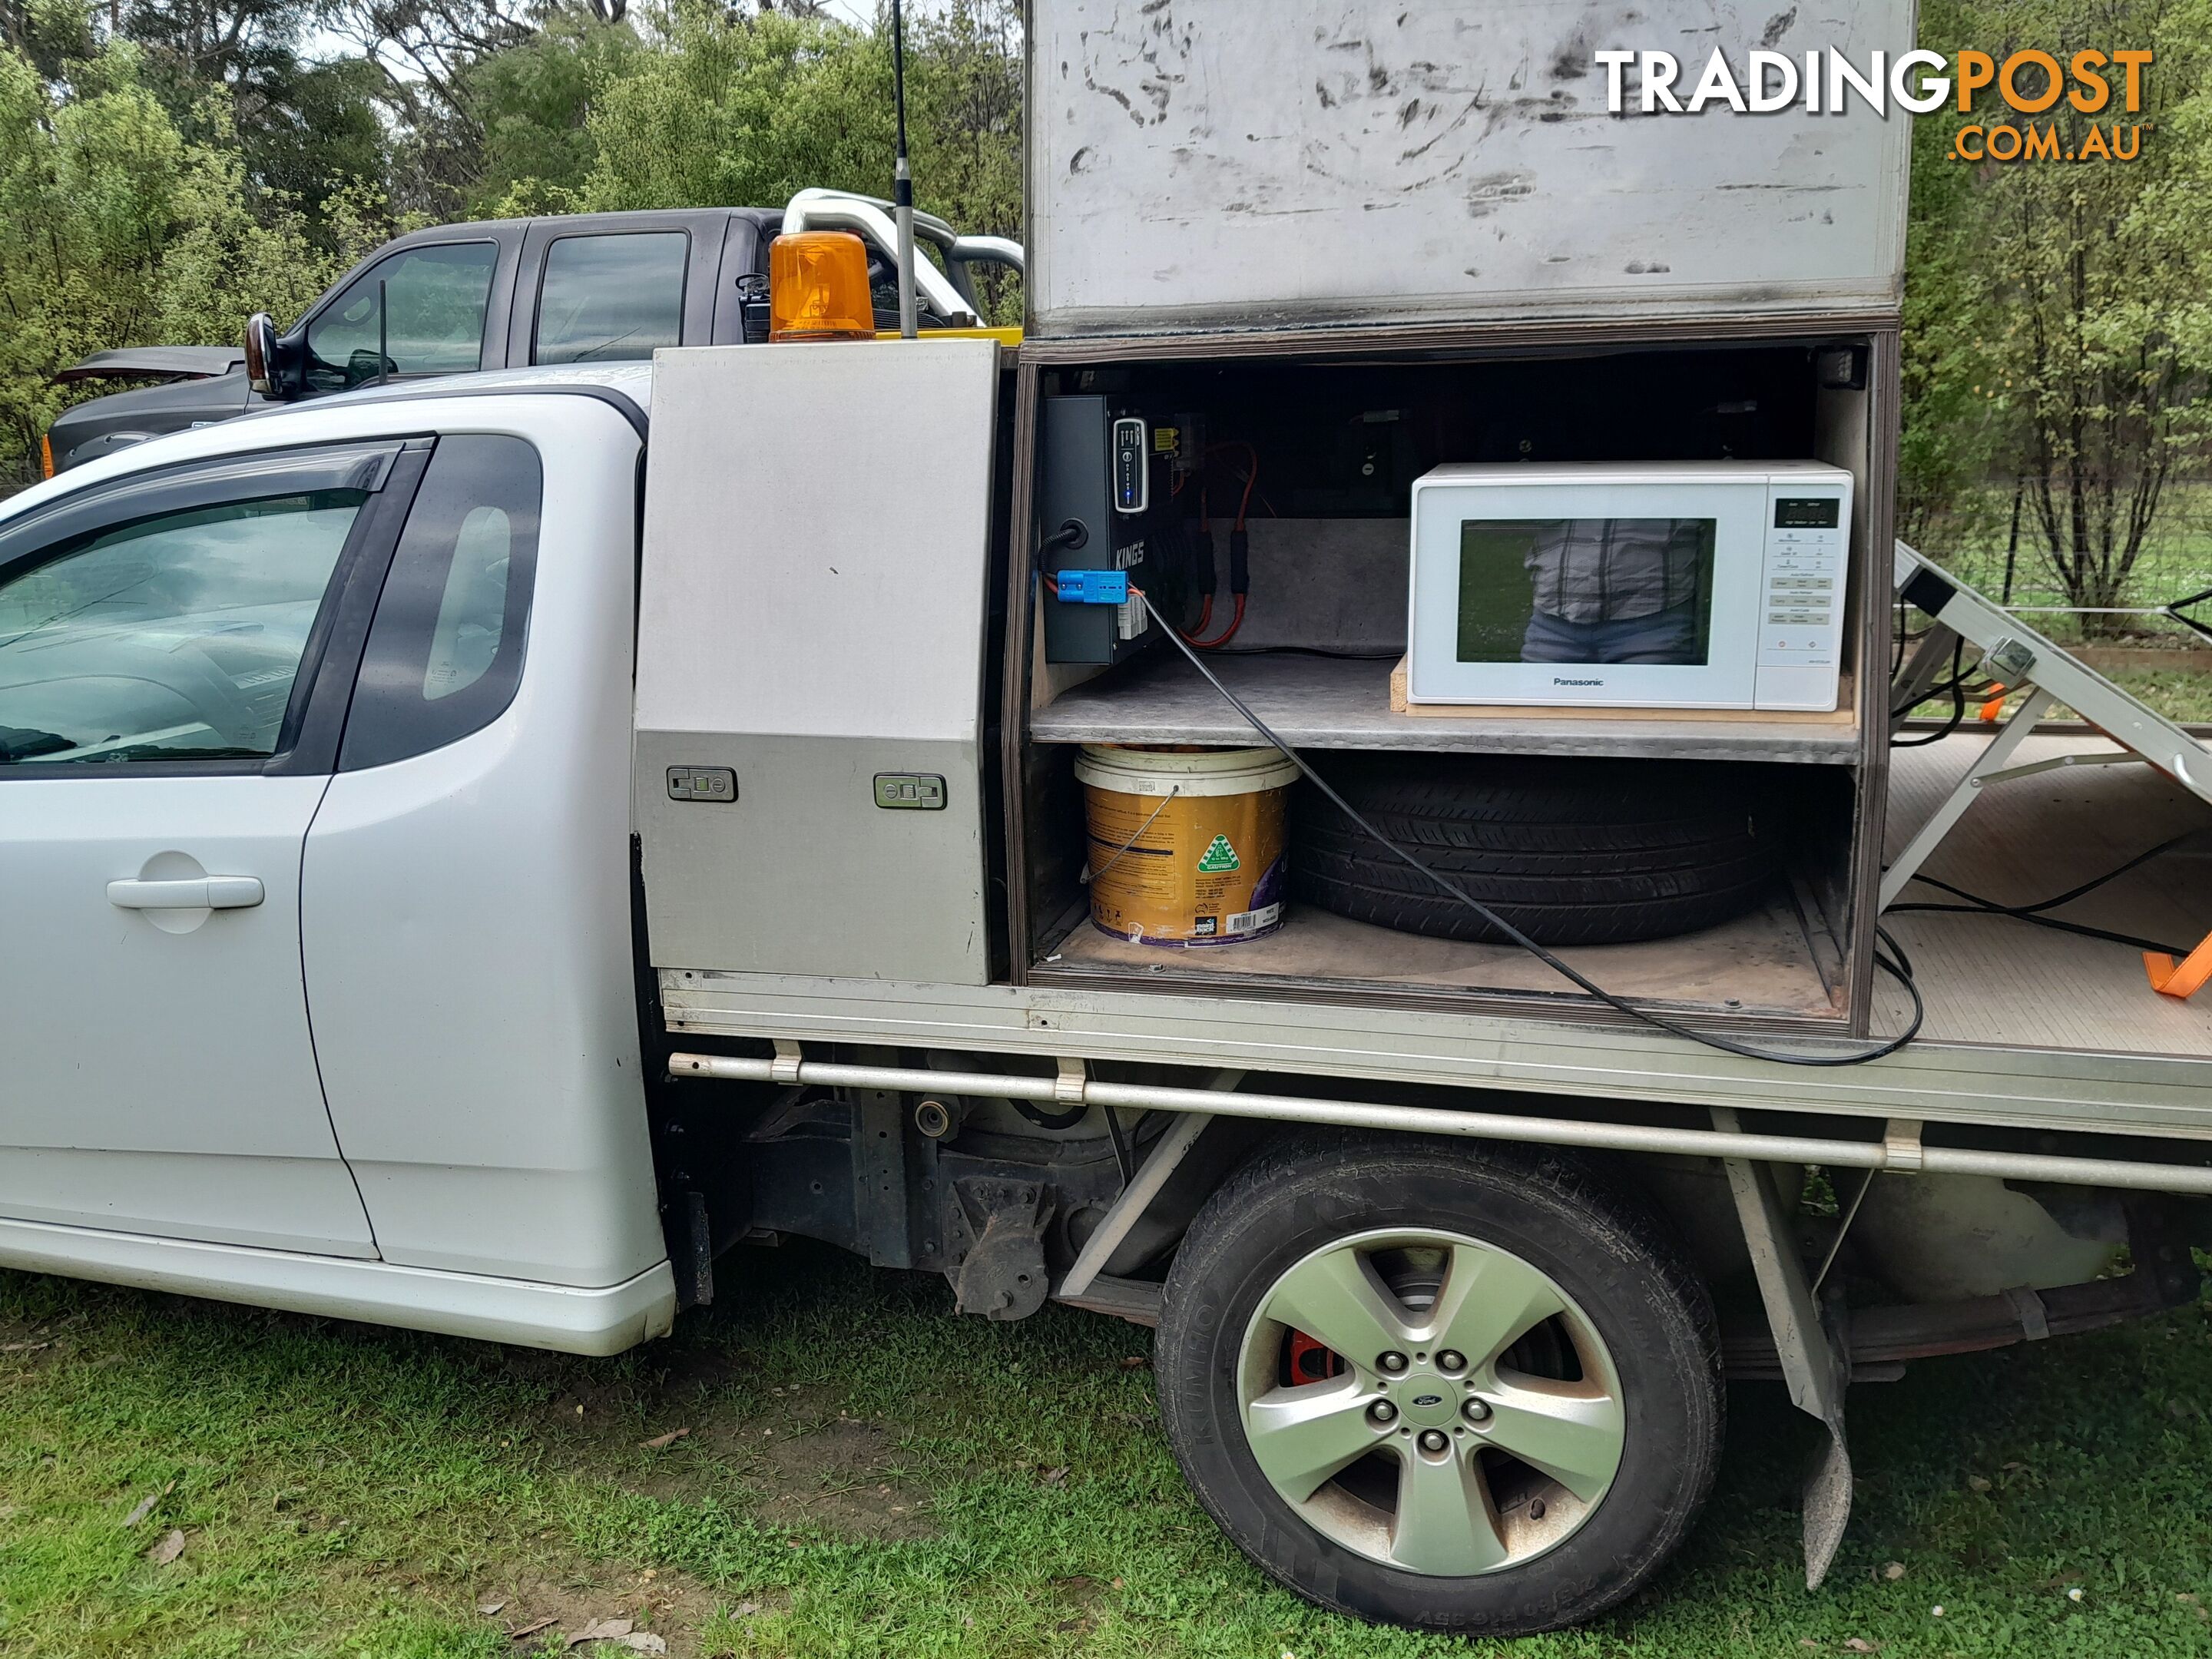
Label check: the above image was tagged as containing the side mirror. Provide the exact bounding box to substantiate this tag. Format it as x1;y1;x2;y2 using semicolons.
242;312;283;397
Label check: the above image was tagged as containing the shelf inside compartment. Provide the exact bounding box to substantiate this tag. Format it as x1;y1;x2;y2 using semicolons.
1035;887;1847;1023
1028;650;1861;765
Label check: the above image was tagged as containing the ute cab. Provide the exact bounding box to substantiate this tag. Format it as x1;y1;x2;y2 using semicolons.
0;229;1008;1353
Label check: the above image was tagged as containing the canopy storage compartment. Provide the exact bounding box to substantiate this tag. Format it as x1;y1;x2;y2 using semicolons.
1004;331;1896;1031
1035;749;1855;1025
637;339;1007;987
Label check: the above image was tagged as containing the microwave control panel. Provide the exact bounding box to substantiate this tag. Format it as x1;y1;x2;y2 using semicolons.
1754;482;1853;710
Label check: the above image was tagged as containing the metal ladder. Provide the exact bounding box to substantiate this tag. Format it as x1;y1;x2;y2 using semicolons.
1886;540;2212;994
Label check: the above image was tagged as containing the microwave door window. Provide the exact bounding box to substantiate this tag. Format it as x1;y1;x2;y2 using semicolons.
1456;518;1717;667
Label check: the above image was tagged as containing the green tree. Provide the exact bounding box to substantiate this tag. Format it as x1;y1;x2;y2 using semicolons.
0;0;96;81
565;6;898;214
480;1;1020;313
903;0;1022;320
1906;0;2212;624
117;0;389;224
320;0;541;214
457;5;639;216
0;13;356;488
1899;1;2003;548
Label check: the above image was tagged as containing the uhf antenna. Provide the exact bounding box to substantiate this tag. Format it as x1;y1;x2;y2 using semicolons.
890;0;918;339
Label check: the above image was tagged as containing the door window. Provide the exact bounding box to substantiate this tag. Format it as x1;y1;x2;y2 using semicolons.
0;492;366;765
533;232;688;365
304;242;498;392
339;435;541;770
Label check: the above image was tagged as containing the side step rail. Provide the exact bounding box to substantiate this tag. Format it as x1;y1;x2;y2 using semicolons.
669;1050;2212;1194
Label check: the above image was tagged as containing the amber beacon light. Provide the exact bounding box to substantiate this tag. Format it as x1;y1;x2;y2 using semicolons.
769;231;876;342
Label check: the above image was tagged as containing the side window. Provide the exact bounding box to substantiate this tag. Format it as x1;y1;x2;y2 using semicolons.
304;243;498;392
533;232;688;365
0;492;365;765
339;435;541;771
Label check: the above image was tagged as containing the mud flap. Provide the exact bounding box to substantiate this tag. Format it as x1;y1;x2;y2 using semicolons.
1713;1108;1853;1590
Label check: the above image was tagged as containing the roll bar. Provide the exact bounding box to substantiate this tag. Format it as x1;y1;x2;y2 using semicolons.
781;188;1024;328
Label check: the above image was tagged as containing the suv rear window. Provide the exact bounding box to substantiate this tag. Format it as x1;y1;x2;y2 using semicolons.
533;233;688;365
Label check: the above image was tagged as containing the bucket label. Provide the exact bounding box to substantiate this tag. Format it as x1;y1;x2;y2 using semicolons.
1197;833;1240;873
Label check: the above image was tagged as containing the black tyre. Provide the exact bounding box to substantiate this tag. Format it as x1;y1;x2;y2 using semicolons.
1156;1131;1722;1634
1290;753;1778;945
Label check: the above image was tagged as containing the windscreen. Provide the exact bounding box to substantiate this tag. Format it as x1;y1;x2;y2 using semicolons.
1456;518;1717;667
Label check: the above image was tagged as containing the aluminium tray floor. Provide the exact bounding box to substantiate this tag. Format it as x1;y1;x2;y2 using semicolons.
1874;731;2212;1057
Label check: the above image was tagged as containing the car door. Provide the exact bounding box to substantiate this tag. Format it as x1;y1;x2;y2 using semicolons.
509;214;727;367
296;238;508;396
299;400;665;1292
0;440;429;1255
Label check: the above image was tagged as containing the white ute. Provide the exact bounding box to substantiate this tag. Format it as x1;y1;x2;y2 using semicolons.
6;0;2212;1635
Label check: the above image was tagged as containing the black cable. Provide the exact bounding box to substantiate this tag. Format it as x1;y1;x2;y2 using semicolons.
1884;900;2185;956
1891;638;1969;747
1102;1103;1135;1189
1131;589;1925;1067
1887;829;2200;956
1948;829;2193;916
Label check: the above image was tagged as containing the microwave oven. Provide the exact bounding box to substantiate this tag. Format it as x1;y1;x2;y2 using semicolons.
1404;461;1853;711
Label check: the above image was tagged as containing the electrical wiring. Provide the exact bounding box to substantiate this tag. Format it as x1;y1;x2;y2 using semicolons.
1194;593;1248;648
1887;828;2201;956
1891;638;1970;747
1207;440;1261;532
1890;596;2006;747
1182;443;1261;649
1179;509;1217;641
1129;587;1926;1067
1885;896;2186;956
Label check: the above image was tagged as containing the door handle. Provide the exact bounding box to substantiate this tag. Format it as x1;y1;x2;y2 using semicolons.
107;876;265;910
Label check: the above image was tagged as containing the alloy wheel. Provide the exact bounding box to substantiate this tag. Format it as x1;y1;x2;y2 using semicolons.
1234;1227;1624;1576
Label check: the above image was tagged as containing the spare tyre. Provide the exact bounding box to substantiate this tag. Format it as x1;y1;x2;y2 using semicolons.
1290;754;1778;946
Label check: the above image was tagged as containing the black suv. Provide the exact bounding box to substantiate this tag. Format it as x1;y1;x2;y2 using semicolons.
48;194;1017;472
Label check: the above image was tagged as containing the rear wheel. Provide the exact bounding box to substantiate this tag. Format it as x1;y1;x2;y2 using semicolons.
1156;1131;1722;1634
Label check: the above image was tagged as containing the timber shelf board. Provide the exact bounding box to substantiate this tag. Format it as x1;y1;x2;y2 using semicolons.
1033;896;1849;1026
1028;650;1862;763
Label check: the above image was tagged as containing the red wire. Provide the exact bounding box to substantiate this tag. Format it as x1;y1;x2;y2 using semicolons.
1180;445;1259;647
1177;481;1215;644
1205;441;1260;531
1189;593;1245;650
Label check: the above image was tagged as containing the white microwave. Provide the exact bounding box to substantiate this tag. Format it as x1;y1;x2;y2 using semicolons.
1405;462;1853;711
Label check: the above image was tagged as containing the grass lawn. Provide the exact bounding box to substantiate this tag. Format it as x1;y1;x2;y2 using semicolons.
2;1241;2209;1658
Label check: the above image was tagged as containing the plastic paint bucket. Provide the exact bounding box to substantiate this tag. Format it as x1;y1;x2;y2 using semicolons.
1075;745;1298;946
